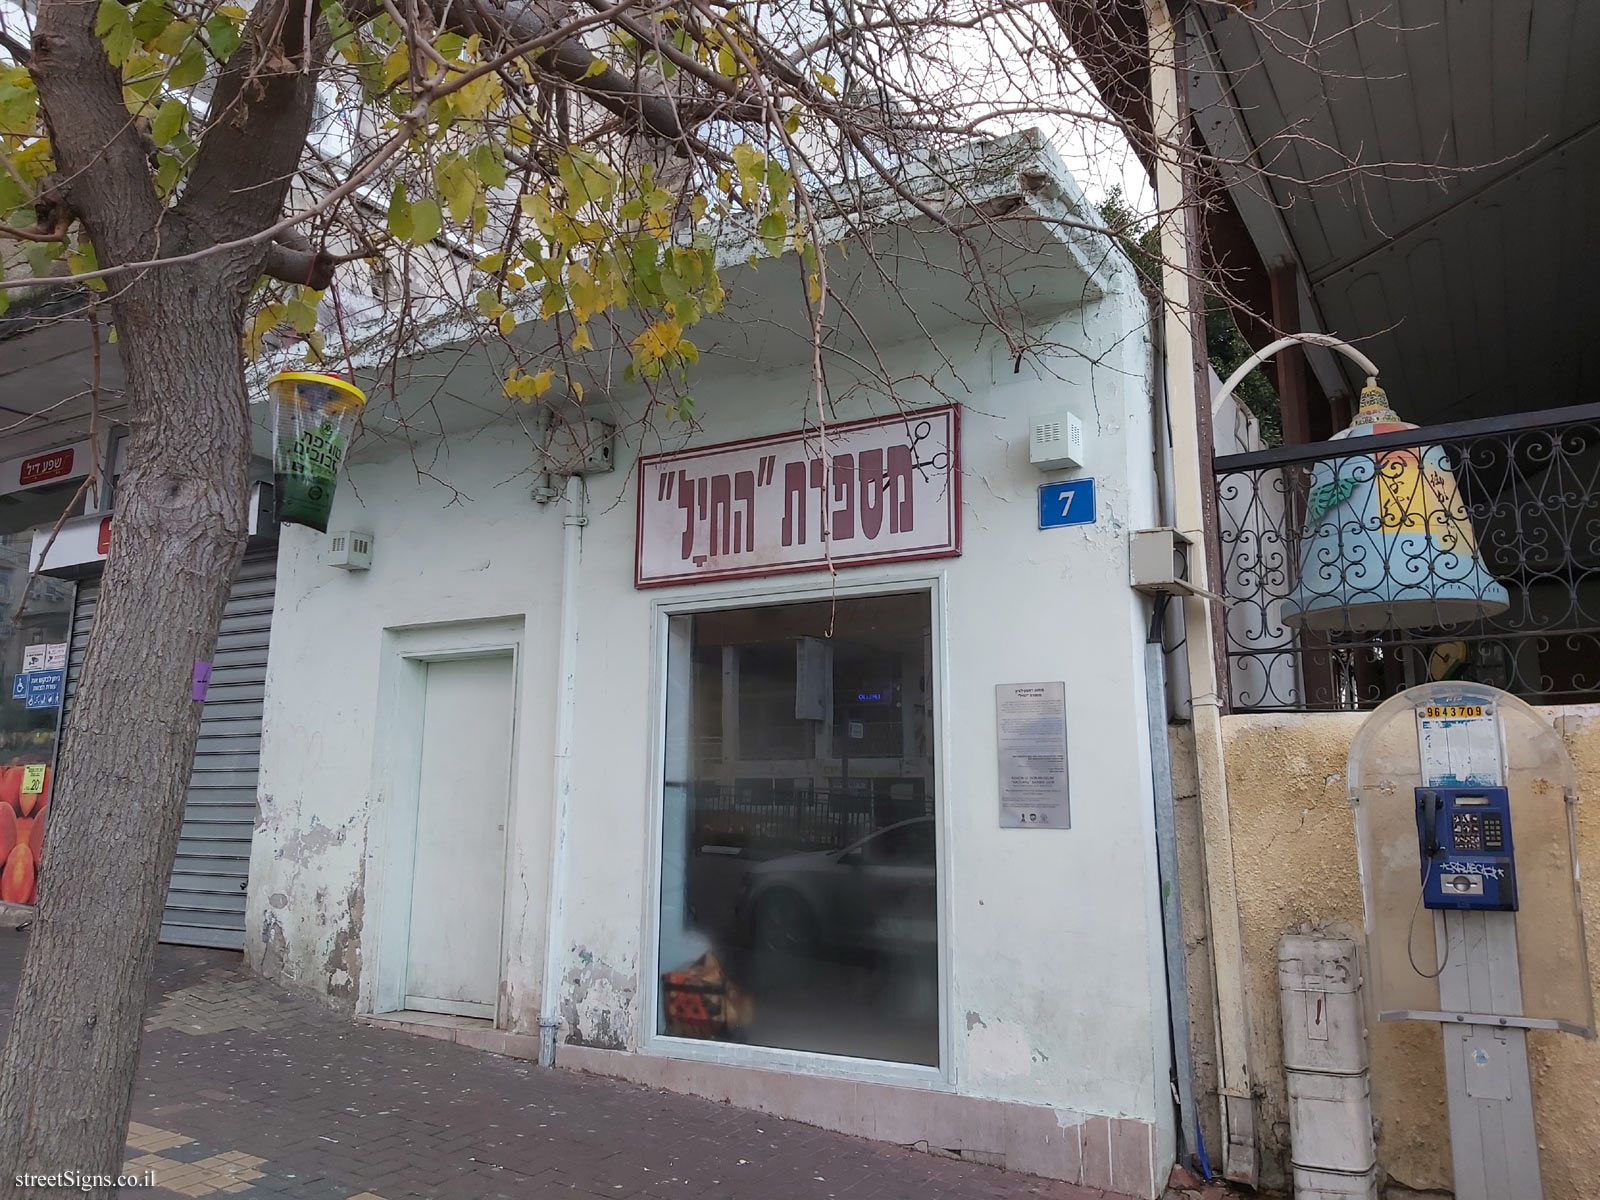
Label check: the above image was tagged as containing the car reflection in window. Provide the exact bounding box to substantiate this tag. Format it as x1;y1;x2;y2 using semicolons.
739;817;938;959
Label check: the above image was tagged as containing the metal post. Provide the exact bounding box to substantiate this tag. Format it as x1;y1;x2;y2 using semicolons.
1421;731;1543;1199
1434;910;1543;1200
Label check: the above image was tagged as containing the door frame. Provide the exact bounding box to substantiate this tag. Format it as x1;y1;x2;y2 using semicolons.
368;617;523;1021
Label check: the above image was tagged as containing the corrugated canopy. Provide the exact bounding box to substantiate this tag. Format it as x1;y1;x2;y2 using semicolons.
1194;0;1600;424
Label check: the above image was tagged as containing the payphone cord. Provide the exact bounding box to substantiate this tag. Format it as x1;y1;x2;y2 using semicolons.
1406;875;1451;980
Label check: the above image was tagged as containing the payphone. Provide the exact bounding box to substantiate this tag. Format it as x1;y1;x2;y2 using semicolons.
1415;786;1517;911
1349;683;1594;1200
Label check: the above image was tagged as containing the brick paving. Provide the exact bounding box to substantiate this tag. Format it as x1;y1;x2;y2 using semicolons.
0;933;1109;1199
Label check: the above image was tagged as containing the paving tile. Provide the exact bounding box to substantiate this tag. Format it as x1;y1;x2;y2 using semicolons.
0;937;1112;1200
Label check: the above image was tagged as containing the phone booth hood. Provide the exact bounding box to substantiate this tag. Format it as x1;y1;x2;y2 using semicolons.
1348;682;1594;1036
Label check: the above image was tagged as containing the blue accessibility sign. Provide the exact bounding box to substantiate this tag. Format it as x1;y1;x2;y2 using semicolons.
1038;478;1096;529
23;668;64;710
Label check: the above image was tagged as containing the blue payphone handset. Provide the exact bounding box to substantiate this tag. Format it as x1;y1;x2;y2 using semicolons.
1415;787;1518;911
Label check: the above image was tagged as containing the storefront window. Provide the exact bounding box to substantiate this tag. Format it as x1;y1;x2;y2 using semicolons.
659;593;938;1066
0;481;83;906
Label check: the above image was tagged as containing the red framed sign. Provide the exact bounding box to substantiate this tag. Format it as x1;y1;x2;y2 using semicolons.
635;405;960;588
0;440;92;496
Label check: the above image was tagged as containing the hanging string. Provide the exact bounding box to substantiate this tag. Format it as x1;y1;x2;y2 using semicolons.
328;263;358;389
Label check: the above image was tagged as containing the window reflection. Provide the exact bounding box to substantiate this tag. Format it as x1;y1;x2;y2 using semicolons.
660;594;939;1066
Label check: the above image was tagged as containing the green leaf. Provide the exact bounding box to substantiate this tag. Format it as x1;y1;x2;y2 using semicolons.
757;211;786;256
729;141;764;204
66;241;105;291
150;96;186;144
95;0;136;65
204;13;241;60
169;42;206;87
129;0;170;44
23;240;64;276
580;56;609;79
150;18;193;56
154;151;183;195
408;198;441;245
435;154;476;225
472;144;506;191
0;70;39;133
386;181;413;242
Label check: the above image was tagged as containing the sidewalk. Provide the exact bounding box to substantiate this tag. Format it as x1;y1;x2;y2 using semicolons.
0;934;1110;1199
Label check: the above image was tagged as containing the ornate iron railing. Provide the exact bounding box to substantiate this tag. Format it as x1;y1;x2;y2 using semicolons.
1215;402;1600;711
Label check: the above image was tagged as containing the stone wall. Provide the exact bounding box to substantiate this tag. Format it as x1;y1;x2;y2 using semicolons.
1219;706;1600;1197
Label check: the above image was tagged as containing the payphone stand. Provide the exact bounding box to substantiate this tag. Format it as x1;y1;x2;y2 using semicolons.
1349;683;1593;1200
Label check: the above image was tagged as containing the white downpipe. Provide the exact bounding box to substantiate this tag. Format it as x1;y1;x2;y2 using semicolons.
1213;334;1381;418
539;471;586;1067
1144;0;1258;1183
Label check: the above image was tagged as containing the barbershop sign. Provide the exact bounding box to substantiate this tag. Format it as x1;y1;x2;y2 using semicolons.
635;406;960;587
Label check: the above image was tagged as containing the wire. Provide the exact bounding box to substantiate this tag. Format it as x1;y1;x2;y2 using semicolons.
1406;881;1450;979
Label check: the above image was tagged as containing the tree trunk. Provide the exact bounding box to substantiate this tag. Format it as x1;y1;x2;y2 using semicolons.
0;264;253;1198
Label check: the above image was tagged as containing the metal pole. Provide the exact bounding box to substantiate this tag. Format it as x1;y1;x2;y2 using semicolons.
1145;618;1204;1175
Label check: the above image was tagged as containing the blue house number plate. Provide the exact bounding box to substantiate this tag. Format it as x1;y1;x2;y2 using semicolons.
1039;479;1096;529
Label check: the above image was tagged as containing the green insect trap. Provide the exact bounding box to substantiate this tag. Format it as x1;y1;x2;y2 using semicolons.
267;371;366;532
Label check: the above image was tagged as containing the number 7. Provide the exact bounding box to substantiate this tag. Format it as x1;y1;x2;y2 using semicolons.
1059;489;1075;518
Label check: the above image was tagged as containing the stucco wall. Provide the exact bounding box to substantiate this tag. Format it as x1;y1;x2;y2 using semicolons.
247;265;1181;1190
1221;706;1600;1198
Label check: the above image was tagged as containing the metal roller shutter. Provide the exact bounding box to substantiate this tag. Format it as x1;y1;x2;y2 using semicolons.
64;550;275;950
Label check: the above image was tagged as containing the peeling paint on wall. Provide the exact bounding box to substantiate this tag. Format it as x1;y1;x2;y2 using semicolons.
967;1016;1036;1080
560;948;636;1051
324;860;365;1008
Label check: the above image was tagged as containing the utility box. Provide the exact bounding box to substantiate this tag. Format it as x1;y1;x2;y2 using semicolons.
547;418;617;476
1279;934;1378;1200
323;529;374;571
1130;528;1196;596
1029;408;1084;471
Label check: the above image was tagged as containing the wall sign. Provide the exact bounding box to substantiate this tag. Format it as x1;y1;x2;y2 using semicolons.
0;440;92;496
22;668;65;710
31;482;272;574
995;682;1070;828
635;406;960;587
13;645;68;709
1039;478;1096;529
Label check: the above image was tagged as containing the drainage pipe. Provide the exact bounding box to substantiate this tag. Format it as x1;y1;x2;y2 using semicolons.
539;471;586;1067
1145;598;1205;1176
1143;0;1258;1181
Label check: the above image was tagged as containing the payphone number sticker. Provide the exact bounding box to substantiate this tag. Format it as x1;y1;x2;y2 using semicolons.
1417;700;1502;788
1422;704;1486;719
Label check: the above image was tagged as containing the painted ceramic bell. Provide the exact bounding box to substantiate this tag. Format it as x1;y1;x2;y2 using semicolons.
1280;383;1509;631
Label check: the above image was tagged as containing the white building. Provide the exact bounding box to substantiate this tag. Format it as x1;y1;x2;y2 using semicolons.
244;136;1179;1198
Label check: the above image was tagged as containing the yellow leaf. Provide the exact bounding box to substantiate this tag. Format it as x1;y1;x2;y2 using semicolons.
632;318;682;364
807;272;821;303
569;324;594;353
498;310;516;336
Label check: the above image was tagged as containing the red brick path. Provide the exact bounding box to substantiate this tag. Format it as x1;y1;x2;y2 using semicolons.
0;935;1110;1200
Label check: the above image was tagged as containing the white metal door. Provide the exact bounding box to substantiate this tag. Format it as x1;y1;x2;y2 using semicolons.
403;653;514;1017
